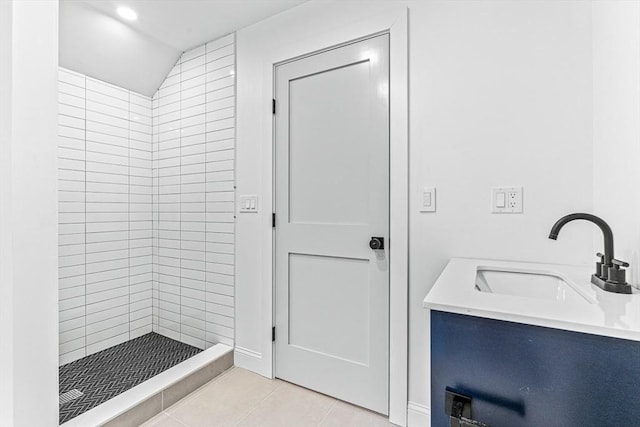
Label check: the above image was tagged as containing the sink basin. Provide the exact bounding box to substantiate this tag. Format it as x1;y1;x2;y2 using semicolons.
475;267;594;303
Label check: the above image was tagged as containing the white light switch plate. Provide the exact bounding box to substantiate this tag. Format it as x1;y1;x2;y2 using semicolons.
239;195;258;213
420;187;436;212
492;187;523;213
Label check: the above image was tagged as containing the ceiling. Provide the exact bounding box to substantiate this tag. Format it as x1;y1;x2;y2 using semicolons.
59;0;308;96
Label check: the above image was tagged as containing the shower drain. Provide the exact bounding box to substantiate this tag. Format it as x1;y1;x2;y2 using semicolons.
59;389;83;405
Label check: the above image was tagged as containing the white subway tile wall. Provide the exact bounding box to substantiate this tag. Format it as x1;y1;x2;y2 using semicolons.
152;34;235;350
58;68;154;365
58;34;235;365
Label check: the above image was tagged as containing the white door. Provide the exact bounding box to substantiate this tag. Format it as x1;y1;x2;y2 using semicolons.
274;34;390;415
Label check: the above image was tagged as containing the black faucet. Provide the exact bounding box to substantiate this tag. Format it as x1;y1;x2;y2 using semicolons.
548;213;631;294
549;213;615;268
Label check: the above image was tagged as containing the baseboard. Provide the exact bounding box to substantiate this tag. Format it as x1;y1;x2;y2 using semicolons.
234;346;263;373
407;401;431;427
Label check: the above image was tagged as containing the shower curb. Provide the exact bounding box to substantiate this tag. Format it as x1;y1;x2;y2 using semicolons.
60;344;234;427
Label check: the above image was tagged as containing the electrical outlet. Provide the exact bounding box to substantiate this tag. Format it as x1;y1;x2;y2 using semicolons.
508;191;518;208
492;187;523;213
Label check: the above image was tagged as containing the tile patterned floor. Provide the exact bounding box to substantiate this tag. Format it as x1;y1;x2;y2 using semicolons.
59;333;202;424
142;367;394;427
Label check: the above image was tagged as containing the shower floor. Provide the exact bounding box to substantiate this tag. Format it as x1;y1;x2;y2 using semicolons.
59;332;202;424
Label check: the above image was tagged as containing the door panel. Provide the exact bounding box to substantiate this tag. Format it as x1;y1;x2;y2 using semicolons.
288;61;371;225
288;253;370;365
275;34;390;414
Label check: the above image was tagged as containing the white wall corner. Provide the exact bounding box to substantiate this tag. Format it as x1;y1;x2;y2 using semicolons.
407;402;431;427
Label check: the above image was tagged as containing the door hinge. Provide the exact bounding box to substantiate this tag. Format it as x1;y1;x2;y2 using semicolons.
272;98;276;115
272;213;276;228
272;326;276;342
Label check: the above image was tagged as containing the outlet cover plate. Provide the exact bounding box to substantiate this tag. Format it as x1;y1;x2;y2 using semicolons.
492;186;523;213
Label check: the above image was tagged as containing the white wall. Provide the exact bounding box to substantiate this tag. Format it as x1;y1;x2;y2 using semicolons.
0;1;14;420
0;1;59;425
408;0;593;411
59;0;180;97
152;34;236;350
57;68;154;365
235;0;595;419
592;0;640;286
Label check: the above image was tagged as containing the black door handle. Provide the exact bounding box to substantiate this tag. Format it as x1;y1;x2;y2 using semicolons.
369;237;384;250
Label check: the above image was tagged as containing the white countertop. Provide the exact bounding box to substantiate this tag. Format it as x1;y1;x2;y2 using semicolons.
423;258;640;342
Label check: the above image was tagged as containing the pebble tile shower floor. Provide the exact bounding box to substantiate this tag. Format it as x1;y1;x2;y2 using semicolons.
58;333;202;424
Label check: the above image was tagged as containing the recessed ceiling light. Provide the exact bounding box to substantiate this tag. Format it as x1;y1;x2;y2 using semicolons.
117;6;137;21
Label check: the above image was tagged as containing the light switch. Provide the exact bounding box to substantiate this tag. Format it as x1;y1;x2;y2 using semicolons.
496;192;506;208
239;195;258;213
420;187;436;212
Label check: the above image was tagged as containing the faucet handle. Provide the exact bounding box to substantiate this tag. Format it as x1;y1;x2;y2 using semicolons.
608;259;630;285
612;258;630;269
595;252;606;278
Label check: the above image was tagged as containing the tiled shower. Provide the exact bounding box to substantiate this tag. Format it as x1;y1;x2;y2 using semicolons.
58;68;154;365
57;33;236;418
152;34;236;350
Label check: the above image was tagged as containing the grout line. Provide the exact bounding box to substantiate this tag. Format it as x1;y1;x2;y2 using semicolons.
165;412;190;427
317;399;339;426
127;89;132;340
83;74;88;359
178;60;183;344
234;376;285;425
204;34;210;346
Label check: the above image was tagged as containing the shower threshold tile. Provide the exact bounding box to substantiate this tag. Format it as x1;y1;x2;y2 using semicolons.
59;332;202;424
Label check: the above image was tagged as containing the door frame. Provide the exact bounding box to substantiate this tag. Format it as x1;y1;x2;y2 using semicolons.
273;33;392;414
258;7;409;426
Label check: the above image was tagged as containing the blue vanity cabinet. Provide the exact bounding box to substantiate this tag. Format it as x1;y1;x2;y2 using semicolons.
430;310;640;427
